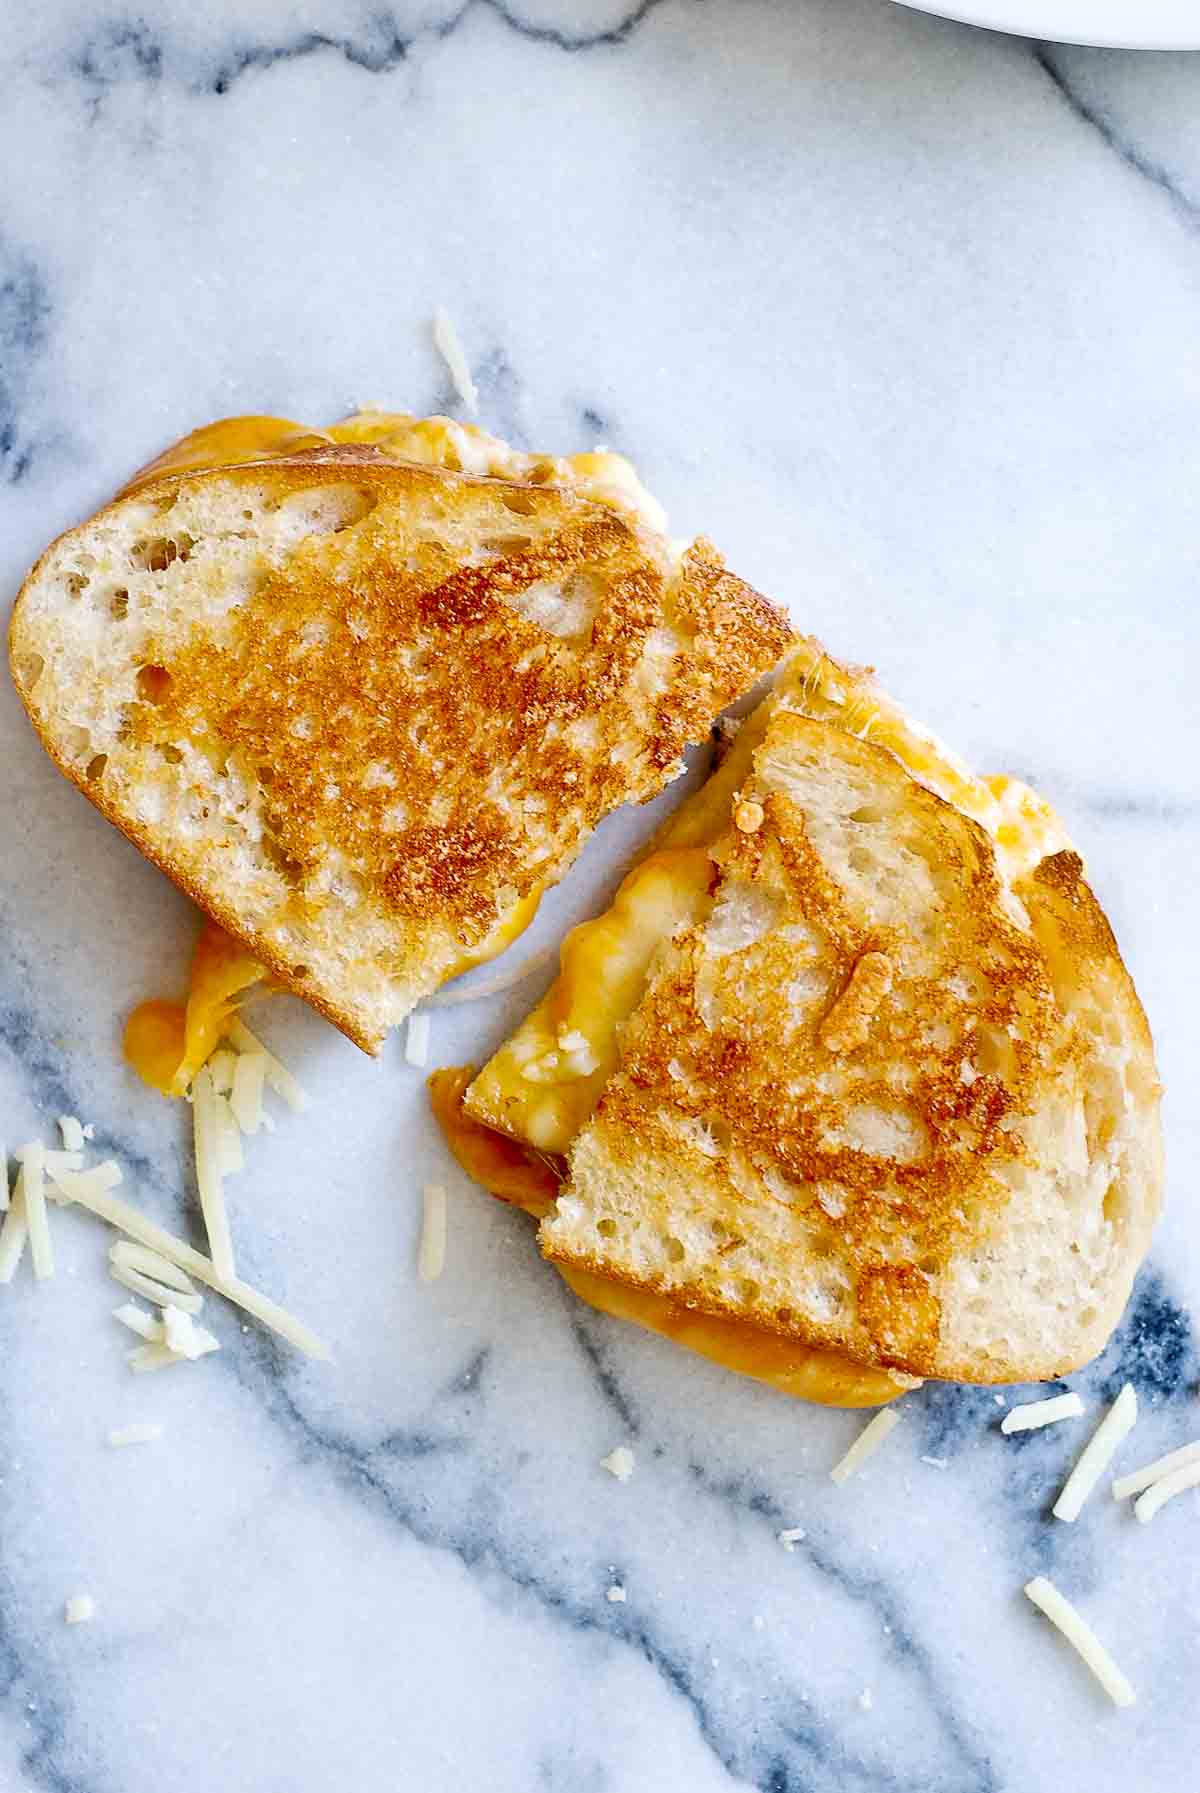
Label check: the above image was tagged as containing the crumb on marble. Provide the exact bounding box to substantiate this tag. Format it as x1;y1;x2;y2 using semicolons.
600;1445;635;1481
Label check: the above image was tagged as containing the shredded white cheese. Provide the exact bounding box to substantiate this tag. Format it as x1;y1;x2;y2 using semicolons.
831;1408;902;1484
424;948;555;1008
127;1343;185;1373
108;1423;163;1448
45;1161;121;1204
20;1140;53;1281
18;1145;82;1174
162;1304;198;1358
1024;1576;1136;1707
207;1049;237;1097
230;1051;266;1136
109;1259;205;1315
192;1068;236;1281
1053;1383;1138;1522
1001;1391;1084;1435
600;1446;635;1482
225;1019;309;1111
113;1301;163;1342
418;1183;447;1282
432;306;479;414
162;1304;220;1361
1133;1457;1200;1524
215;1090;244;1176
920;1456;948;1469
1112;1438;1200;1502
48;1165;330;1360
0;1167;28;1282
0;1140;8;1213
64;1594;96;1625
404;1011;432;1068
110;1240;196;1295
778;1527;807;1552
58;1116;85;1153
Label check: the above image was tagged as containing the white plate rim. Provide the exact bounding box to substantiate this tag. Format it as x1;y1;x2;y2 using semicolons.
891;0;1200;50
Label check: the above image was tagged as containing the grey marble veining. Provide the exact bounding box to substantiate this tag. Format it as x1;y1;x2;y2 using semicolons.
2;3;1199;1789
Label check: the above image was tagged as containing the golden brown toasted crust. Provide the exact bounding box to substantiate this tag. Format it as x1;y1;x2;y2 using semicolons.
11;441;794;1052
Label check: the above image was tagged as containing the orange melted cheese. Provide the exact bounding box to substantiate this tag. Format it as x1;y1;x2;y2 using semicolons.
119;407;671;1093
466;701;773;1155
431;1066;906;1407
125;921;266;1096
120;410;668;535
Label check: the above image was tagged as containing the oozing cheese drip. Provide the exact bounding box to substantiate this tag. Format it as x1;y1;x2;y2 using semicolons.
125;922;266;1097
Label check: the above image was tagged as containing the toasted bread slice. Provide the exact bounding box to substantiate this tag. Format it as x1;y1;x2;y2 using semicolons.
10;415;793;1052
466;641;1163;1386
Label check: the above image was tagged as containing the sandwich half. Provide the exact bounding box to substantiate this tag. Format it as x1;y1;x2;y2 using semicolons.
435;640;1163;1403
10;411;793;1056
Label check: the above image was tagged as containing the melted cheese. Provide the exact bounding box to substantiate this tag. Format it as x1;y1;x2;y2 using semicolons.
428;1067;562;1216
124;921;266;1097
464;693;777;1153
120;409;667;536
559;1266;908;1408
467;846;715;1154
430;1065;905;1407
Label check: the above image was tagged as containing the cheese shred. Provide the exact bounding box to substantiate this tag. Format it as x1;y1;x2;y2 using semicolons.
58;1116;86;1152
1112;1439;1200;1502
418;1183;447;1282
1053;1383;1138;1522
193;1068;236;1281
425;949;555;1009
113;1302;163;1341
831;1408;902;1484
0;1168;28;1282
225;1019;309;1111
1133;1458;1200;1524
108;1423;164;1448
110;1259;205;1315
48;1165;330;1359
230;1051;267;1136
110;1240;197;1295
1024;1576;1136;1707
432;307;479;414
20;1140;53;1280
1000;1391;1084;1435
128;1343;186;1373
405;1012;432;1068
600;1446;635;1482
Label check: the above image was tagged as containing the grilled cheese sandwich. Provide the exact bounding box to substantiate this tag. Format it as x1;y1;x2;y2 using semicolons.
438;640;1163;1401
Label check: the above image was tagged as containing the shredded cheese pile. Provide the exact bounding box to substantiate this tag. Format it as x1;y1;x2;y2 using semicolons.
0;1023;327;1362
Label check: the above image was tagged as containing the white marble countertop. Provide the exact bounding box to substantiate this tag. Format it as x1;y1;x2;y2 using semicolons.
2;3;1199;1789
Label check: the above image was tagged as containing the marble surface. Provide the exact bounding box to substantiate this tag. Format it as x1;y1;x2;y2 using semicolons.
2;3;1199;1788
